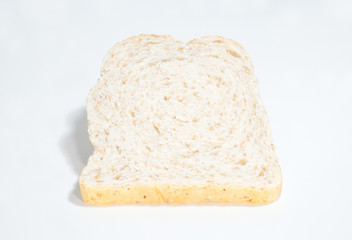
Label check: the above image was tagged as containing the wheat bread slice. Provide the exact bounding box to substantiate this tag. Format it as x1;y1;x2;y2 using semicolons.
79;34;282;204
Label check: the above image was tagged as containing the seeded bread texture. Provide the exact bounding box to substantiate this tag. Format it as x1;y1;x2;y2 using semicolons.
79;34;282;204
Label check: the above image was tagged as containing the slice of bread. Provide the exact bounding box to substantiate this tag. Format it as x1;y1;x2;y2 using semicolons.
79;34;282;204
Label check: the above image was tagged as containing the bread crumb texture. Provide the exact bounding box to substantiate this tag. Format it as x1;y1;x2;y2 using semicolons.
80;34;282;204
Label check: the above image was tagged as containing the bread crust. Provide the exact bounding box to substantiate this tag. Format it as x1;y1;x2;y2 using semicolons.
79;180;282;204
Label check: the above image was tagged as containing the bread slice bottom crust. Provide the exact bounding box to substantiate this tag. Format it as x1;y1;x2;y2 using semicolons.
79;181;282;205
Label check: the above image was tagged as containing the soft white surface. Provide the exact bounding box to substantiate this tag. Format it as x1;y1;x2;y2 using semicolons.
0;0;351;239
82;35;281;188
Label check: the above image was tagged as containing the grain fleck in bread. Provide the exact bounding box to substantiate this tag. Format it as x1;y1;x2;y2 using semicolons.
79;34;282;204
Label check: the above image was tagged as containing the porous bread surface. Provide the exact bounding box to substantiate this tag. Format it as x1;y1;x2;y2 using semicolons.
80;34;282;204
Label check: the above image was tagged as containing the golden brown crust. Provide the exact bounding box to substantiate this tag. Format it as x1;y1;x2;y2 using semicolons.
79;181;282;205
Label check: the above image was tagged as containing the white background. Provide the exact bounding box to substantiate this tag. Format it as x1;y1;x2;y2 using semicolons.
1;0;351;239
